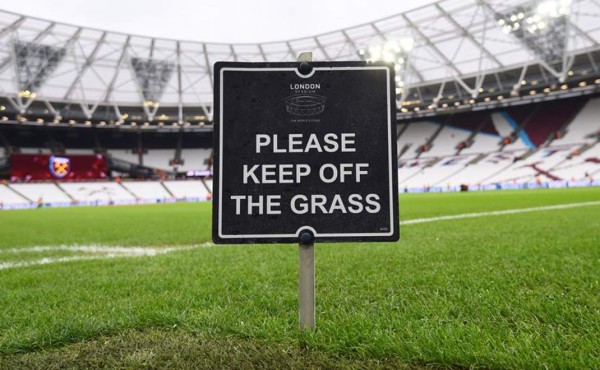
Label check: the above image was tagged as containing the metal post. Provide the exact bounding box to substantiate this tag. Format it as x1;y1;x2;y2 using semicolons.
297;51;315;330
298;240;315;330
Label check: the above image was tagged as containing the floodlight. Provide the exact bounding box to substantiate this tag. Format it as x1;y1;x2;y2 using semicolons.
143;100;159;108
17;90;36;99
358;38;414;96
494;0;571;65
13;41;66;105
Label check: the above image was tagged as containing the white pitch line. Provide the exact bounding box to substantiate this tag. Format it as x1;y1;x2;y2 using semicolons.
400;201;600;225
0;243;214;271
1;201;598;270
2;245;183;254
0;254;153;270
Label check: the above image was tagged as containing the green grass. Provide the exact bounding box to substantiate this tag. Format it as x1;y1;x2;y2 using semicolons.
0;187;599;369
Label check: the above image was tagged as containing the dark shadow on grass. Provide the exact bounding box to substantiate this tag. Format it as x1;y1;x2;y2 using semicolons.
0;327;468;369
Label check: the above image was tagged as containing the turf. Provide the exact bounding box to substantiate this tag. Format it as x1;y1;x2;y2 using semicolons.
0;187;599;369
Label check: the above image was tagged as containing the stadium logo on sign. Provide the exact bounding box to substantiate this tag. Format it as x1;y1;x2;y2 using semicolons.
285;95;326;116
49;156;70;178
285;82;326;116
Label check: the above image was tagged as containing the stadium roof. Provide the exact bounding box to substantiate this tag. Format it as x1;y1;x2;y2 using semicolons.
0;0;599;125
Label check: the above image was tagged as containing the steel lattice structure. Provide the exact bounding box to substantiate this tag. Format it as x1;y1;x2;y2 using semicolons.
0;0;599;129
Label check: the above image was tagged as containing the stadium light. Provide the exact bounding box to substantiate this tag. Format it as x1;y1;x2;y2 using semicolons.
495;0;571;65
358;38;414;97
130;57;175;120
12;41;66;114
143;100;160;108
17;90;37;99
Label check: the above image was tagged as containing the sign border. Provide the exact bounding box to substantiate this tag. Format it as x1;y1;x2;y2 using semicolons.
213;61;399;243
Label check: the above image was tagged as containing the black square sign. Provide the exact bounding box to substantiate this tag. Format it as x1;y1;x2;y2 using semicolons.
213;61;399;244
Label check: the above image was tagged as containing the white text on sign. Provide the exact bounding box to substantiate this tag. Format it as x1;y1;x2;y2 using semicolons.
229;194;381;215
243;163;369;184
255;133;356;153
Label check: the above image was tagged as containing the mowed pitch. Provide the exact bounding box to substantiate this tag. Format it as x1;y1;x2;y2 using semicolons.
0;188;599;369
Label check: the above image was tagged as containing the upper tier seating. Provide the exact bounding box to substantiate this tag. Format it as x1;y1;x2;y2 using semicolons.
108;149;140;164
179;148;212;171
143;150;175;170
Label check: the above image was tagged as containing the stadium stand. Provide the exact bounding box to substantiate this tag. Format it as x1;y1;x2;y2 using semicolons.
401;155;477;190
163;180;210;200
179;148;212;171
490;112;532;150
397;157;436;185
459;133;502;155
142;150;175;171
202;178;213;193
396;95;600;191
121;181;173;201
552;144;600;181
484;147;574;183
420;125;471;158
9;183;71;205
551;97;600;145
442;151;527;187
0;183;29;207
108;149;140;165
506;98;587;147
397;121;440;158
60;182;136;204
